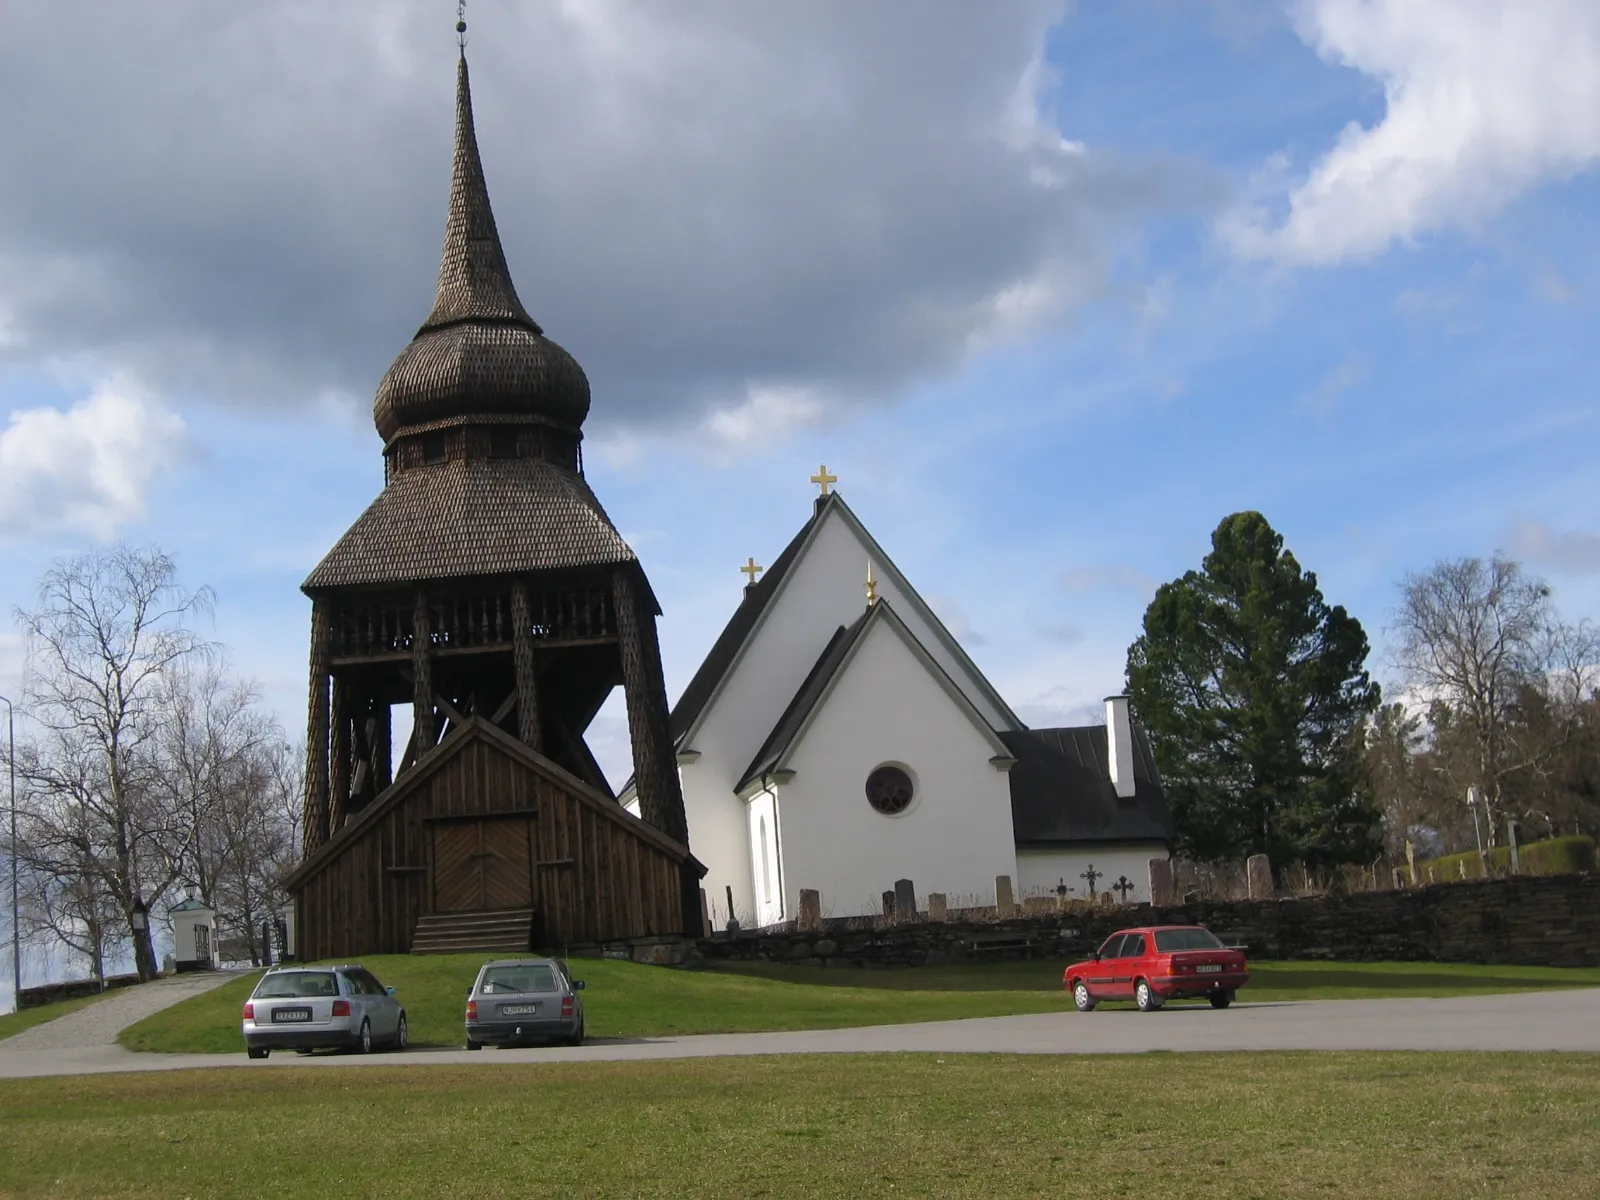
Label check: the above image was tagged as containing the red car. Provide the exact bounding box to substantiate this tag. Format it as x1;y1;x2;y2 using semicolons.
1064;925;1249;1012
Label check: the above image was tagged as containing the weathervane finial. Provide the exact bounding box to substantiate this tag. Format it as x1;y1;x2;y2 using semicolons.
456;0;467;51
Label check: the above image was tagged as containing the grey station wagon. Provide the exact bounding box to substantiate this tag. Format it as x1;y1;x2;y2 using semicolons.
465;957;585;1048
242;965;408;1058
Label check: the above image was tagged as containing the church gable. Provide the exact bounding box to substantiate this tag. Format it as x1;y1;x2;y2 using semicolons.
676;493;1021;772
759;600;1019;921
737;601;1012;793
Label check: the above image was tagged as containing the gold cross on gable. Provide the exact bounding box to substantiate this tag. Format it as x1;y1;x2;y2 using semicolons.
810;464;838;496
741;557;765;585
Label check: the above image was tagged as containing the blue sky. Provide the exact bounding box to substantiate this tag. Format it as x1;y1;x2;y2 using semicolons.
2;0;1598;807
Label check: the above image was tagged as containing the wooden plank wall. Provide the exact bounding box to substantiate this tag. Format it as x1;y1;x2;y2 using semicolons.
293;736;686;961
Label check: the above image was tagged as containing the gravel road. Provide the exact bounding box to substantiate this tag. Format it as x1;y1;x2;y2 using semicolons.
0;985;1595;1080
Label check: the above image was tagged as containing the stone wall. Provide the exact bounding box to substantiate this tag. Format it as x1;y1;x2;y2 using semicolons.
696;874;1600;970
17;973;142;1010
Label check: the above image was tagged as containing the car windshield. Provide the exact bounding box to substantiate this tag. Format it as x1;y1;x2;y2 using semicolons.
254;971;339;999
1154;928;1225;952
480;965;558;995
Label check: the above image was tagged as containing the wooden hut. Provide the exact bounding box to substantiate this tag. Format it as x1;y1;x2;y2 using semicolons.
287;49;701;957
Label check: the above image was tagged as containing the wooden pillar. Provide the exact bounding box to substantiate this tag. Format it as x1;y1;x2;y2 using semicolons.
329;679;350;833
411;589;434;756
302;599;332;853
511;581;543;752
373;700;392;794
612;566;689;846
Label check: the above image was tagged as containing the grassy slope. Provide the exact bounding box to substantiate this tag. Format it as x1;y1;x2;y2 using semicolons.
0;993;112;1042
3;1054;1598;1197
118;954;1600;1054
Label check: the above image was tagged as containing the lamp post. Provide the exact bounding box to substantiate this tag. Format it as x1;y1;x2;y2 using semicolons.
0;693;17;1008
1466;786;1485;855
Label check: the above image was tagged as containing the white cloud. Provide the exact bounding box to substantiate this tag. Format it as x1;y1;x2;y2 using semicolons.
0;382;189;540
1060;564;1160;598
702;386;827;455
1225;0;1600;265
1507;520;1600;575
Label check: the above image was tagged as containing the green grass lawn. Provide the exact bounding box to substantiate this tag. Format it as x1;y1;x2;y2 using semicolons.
2;1053;1596;1197
0;992;113;1042
118;954;1600;1055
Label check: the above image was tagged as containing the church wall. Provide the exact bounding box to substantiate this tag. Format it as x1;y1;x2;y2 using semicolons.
1015;843;1170;906
681;506;1017;926
772;617;1018;921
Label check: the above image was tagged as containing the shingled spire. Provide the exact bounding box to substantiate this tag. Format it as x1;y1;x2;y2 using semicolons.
421;52;540;334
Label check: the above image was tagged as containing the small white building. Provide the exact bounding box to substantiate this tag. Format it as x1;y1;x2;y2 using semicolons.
170;885;217;972
624;487;1173;928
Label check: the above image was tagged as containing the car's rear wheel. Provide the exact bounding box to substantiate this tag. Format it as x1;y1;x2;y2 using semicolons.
356;1019;373;1054
246;1046;269;1060
392;1014;408;1052
564;1018;585;1047
1135;979;1163;1012
1209;990;1234;1009
1072;981;1096;1012
465;1038;481;1051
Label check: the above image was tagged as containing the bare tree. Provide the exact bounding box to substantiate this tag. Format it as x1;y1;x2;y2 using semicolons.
11;546;215;980
1391;556;1599;846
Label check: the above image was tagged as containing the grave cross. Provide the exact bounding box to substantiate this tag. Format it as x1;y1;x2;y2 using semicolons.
1080;863;1102;896
740;557;765;585
1112;875;1135;903
1055;878;1072;901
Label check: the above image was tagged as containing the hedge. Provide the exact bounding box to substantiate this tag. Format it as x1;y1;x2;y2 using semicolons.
1418;835;1596;883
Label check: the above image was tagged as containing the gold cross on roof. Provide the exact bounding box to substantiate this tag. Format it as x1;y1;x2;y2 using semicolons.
810;464;838;496
741;557;765;585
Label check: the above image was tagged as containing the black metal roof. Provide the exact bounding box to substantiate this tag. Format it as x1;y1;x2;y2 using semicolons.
373;54;590;442
1001;724;1172;846
668;496;827;742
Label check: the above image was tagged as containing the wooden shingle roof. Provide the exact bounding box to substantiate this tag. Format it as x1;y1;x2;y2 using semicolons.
303;457;634;593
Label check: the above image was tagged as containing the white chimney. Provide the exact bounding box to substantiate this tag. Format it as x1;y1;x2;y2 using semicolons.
1105;695;1136;799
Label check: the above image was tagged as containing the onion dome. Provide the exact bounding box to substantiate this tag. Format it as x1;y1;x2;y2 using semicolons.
373;54;590;444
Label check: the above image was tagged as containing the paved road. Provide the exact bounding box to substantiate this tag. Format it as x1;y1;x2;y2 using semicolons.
2;987;1596;1080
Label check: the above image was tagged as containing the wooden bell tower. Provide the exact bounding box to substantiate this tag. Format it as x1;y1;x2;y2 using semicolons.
294;48;695;946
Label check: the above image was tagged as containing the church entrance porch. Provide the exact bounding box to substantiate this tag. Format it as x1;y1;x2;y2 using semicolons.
431;816;536;913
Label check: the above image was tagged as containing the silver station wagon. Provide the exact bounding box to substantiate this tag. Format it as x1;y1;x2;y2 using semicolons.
242;965;408;1058
465;957;586;1049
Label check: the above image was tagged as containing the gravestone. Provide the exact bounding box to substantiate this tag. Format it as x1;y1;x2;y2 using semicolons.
894;879;917;923
725;884;740;933
1391;867;1406;890
798;888;822;932
1246;854;1273;900
1507;820;1522;874
927;893;948;922
995;875;1015;919
700;888;711;933
882;890;896;918
1405;839;1417;885
1148;858;1175;907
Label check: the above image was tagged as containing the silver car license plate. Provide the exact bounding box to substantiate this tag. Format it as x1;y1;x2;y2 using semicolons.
1197;965;1223;974
273;1008;312;1022
501;1004;539;1016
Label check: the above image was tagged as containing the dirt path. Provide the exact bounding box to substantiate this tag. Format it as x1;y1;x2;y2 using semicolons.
0;972;244;1052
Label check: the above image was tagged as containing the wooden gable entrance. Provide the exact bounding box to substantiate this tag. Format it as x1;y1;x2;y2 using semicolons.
285;717;704;962
432;817;535;913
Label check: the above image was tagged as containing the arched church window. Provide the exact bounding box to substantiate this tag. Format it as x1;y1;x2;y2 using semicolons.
865;765;915;815
759;816;772;902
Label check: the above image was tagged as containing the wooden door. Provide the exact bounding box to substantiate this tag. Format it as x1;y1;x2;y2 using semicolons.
432;818;535;912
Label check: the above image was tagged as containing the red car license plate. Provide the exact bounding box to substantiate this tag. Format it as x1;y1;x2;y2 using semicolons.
501;1004;538;1016
272;1008;312;1022
1196;965;1223;974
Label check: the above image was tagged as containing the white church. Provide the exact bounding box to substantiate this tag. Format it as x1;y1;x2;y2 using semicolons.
625;474;1173;929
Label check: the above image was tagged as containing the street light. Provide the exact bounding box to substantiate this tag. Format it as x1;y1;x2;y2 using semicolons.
0;693;17;1009
1466;786;1486;855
